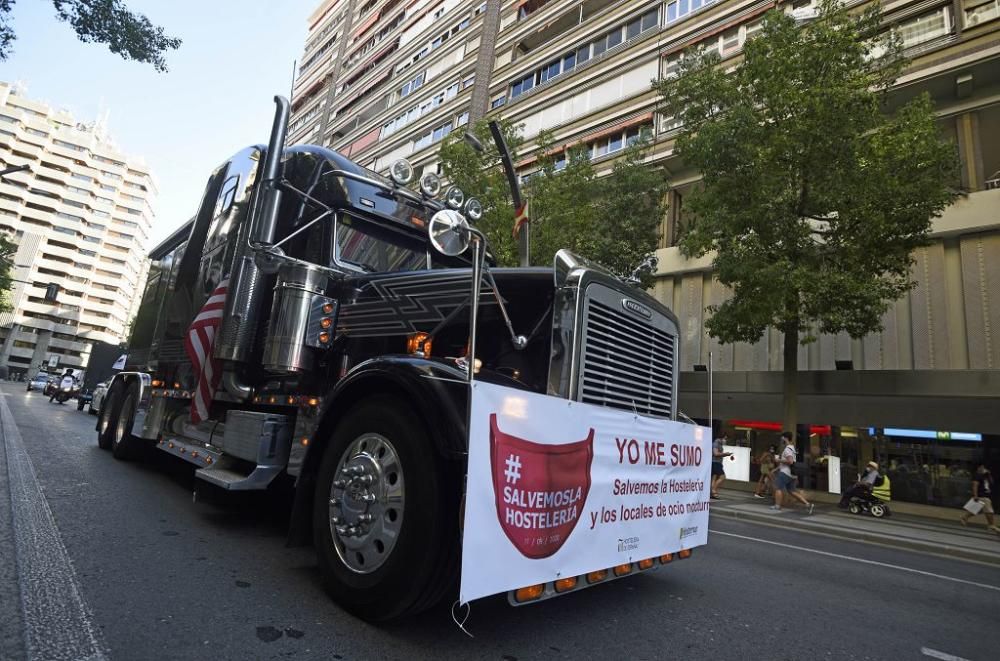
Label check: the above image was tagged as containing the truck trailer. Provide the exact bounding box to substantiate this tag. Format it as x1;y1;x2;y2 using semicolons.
97;97;697;621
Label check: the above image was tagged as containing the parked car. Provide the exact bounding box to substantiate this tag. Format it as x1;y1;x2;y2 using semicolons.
27;373;51;392
86;380;109;415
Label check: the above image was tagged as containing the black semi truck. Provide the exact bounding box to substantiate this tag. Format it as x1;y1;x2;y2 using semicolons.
97;96;682;621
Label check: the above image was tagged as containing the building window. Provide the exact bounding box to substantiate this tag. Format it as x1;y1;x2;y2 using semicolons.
399;72;424;98
518;0;552;21
896;7;952;49
965;0;1000;27
666;0;718;24
507;8;658;102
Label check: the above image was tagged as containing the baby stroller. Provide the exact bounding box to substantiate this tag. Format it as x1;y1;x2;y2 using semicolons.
847;475;892;518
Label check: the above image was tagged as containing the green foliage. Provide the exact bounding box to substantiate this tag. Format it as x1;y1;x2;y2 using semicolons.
0;0;181;72
438;118;524;267
656;0;958;345
0;231;16;315
438;121;668;285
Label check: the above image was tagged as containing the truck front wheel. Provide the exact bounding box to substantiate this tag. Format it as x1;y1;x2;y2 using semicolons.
312;398;459;621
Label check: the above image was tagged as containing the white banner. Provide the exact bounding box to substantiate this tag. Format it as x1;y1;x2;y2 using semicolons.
460;381;711;604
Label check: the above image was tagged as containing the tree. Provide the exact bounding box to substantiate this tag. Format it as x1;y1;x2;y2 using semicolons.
0;0;181;72
656;0;958;439
0;231;14;314
438;120;668;286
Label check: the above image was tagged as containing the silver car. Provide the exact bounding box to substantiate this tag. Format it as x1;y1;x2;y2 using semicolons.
88;381;109;415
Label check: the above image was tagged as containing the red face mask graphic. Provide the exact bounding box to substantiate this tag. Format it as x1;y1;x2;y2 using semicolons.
490;414;594;559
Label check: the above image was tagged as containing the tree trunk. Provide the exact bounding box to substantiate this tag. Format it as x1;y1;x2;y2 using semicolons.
782;324;799;442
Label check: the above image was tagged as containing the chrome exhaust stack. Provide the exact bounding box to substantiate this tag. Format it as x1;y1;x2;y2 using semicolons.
217;96;290;398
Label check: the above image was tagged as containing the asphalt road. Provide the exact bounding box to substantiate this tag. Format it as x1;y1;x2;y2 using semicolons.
2;383;998;661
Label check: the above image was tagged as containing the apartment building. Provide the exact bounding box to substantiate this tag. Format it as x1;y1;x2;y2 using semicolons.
290;1;1000;507
0;82;154;378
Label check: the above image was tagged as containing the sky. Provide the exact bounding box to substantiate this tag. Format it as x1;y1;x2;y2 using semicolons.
0;0;315;245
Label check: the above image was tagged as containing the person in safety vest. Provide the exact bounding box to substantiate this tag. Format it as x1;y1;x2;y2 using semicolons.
838;461;881;509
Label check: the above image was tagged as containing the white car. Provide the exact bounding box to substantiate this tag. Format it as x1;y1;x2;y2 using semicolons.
88;381;110;415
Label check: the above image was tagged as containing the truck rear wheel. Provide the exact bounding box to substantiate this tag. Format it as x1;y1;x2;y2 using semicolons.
111;385;140;461
312;398;459;621
96;388;119;450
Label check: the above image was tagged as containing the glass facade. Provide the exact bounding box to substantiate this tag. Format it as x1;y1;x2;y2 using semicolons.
716;419;997;509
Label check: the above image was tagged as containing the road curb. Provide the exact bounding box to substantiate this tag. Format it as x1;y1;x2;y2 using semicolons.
711;507;1000;567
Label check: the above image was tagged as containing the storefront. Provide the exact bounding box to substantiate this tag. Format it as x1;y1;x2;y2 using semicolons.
712;418;997;508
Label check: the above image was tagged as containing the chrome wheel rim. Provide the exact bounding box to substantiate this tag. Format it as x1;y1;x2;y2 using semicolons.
328;433;404;574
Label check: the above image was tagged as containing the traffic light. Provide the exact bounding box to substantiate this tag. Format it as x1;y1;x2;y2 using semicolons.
43;283;60;302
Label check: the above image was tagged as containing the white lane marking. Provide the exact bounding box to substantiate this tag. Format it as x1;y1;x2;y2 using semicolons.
921;647;972;661
1;394;108;660
710;529;1000;593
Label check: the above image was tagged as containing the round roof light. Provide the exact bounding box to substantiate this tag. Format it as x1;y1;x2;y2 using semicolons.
428;209;471;257
464;197;483;222
419;172;442;198
389;159;414;186
445;186;465;210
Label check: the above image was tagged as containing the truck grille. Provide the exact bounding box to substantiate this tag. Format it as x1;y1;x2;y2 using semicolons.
578;286;676;418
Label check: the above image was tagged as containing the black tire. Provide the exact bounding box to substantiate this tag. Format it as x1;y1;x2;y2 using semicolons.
312;398;460;622
96;387;119;450
111;385;139;461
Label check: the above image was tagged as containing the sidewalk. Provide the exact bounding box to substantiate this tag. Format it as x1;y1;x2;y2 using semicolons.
709;488;1000;566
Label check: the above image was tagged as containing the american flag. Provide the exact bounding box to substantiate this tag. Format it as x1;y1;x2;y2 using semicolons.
184;280;228;424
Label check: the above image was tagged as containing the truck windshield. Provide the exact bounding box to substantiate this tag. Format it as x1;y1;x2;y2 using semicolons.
336;216;429;273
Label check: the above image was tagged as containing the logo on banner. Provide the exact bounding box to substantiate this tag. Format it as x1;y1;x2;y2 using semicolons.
489;414;593;559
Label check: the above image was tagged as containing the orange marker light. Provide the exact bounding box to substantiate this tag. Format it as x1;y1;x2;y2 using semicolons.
320;317;332;329
638;558;655;570
318;332;330;344
659;553;674;564
268;396;277;404
679;549;692;559
406;332;432;356
151;379;163;387
613;563;632;577
586;569;608;583
307;397;319;407
287;396;297;405
554;577;577;593
301;437;310;446
514;584;544;602
322;303;334;314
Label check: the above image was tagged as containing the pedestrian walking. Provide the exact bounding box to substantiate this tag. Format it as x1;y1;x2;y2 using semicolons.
754;446;776;499
959;465;998;533
770;431;814;514
711;432;732;499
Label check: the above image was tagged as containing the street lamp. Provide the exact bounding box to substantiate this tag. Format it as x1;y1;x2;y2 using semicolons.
464;123;530;266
